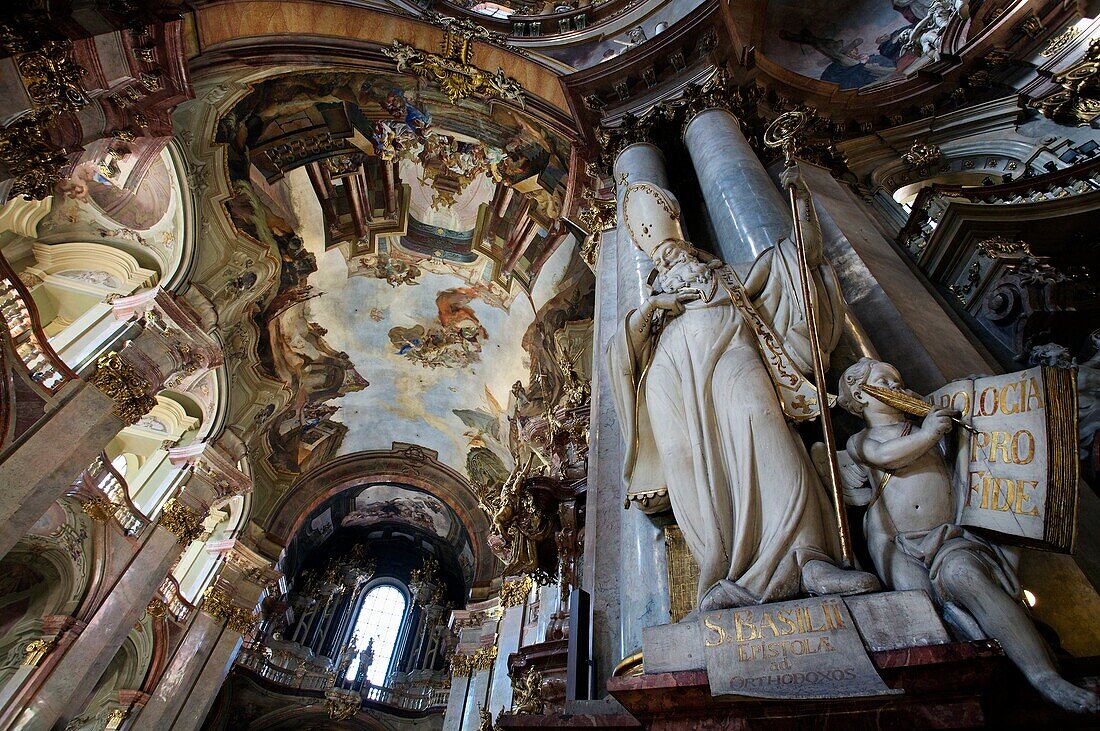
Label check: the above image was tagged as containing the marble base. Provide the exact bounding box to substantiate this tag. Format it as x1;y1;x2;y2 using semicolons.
607;641;1005;730
642;591;950;675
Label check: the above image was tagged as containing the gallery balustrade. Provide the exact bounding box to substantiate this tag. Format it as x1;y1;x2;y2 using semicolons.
897;157;1100;257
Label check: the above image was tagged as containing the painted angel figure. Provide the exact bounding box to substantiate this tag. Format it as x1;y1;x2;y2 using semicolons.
831;357;1097;713
607;165;879;613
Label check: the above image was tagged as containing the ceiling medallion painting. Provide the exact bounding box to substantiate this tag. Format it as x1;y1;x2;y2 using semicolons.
766;0;967;90
214;69;589;489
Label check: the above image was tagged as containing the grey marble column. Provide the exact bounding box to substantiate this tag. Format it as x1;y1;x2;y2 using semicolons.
168;626;243;731
683;108;791;265
12;524;182;731
611;142;668;668
441;671;471;731
127;610;223;729
0;382;123;560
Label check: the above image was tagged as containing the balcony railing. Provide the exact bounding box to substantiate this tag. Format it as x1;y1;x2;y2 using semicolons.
157;574;196;622
0;253;76;393
236;648;449;712
83;453;149;536
897;157;1100;257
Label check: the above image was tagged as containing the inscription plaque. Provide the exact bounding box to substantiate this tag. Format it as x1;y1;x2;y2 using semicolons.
698;596;898;699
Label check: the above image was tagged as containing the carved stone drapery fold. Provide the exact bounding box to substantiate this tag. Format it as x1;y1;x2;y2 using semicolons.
88;351;157;425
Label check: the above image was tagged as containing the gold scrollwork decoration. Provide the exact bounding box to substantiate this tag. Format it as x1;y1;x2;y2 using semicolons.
576;189;616;272
1042;26;1081;57
226;607;259;635
82;496;116;524
201;585;235;621
382;23;524;107
146;597;169;620
157;498;205;545
902;142;944;169
1029;37;1100;126
88;351;157;425
0;110;69;201
510;667;545;714
324;688;361;720
499;574;533;608
15;39;88;115
22;638;56;666
451;646;497;677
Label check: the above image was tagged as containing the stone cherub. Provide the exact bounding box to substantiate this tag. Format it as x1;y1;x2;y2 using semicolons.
832;357;1097;713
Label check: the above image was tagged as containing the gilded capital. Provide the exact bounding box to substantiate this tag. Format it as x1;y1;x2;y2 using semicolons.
499;574;533;608
0;110;70;201
88;351;158;425
157;498;205;545
201;585;235;621
22;638;56;666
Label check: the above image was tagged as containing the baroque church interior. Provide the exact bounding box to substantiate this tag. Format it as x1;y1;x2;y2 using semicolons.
1;0;1100;728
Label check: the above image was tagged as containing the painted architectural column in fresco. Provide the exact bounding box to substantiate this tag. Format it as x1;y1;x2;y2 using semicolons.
8;521;189;731
683;108;791;264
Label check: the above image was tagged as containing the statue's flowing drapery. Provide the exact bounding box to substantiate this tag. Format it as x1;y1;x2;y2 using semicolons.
608;238;847;604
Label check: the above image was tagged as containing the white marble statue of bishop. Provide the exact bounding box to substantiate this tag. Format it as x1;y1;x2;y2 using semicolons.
608;165;880;612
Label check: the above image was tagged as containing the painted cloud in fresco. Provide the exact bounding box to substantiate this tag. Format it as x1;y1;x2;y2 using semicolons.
766;0;932;89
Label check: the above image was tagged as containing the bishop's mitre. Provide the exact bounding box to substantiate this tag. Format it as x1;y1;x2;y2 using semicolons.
621;182;686;259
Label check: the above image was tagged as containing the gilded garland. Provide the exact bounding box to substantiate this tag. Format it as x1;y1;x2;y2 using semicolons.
382;21;524;107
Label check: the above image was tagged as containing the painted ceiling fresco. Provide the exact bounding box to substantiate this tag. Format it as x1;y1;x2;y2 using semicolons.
293;483;475;585
40;143;184;277
764;0;938;90
215;70;594;494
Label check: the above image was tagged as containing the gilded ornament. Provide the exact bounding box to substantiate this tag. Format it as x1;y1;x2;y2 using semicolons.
22;638;56;666
499;574;533;608
146;597;169;620
14;39;88;115
510;667;545;714
0;110;69;201
977;236;1030;258
451;646;497;677
382;19;525;107
1028;37;1100;126
157;498;205;545
324;688;360;720
1042;26;1081;57
902;142;944;168
226;607;259;635
201;585;235;620
576;189;616;272
104;708;128;730
88;351;157;425
82;496;116;524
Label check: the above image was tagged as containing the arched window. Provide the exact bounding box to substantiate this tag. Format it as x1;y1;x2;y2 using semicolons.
345;583;408;686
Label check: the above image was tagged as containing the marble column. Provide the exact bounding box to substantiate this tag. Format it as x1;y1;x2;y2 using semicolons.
126;610;224;729
582;142;674;699
488;604;524;715
461;667;493;730
167;625;244;731
11;523;183;731
441;672;471;731
683;108;791;265
0;382;123;560
612;144;672;665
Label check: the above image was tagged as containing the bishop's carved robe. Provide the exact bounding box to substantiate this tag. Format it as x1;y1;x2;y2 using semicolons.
608;234;848;605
